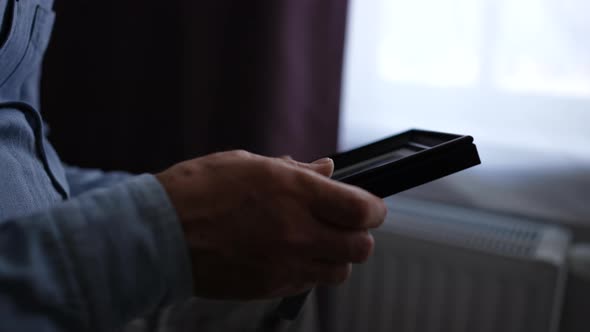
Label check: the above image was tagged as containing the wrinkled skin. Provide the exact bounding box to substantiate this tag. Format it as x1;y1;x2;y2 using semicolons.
156;150;387;300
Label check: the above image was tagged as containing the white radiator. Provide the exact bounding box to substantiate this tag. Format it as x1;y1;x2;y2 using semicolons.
308;198;571;332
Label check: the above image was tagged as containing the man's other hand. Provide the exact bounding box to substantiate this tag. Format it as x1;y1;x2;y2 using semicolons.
156;150;387;300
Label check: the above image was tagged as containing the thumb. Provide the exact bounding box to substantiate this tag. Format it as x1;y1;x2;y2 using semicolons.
279;156;335;178
309;158;335;177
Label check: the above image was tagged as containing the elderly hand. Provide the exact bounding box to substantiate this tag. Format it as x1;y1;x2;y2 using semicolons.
156;150;387;300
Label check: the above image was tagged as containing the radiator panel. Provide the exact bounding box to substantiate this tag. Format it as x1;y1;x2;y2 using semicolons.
314;198;570;332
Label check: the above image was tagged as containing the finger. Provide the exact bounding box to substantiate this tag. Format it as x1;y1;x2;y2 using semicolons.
304;176;388;229
305;225;375;263
310;158;335;177
300;261;353;285
278;157;334;178
275;157;386;229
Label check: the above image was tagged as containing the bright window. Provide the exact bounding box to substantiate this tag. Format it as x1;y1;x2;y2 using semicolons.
341;0;590;160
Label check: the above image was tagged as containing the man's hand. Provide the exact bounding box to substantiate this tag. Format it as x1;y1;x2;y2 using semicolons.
156;150;387;300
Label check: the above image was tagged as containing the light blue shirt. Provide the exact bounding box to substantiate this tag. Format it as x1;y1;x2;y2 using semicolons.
0;1;193;331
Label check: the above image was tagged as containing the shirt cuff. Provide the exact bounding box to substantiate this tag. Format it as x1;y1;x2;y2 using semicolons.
127;174;194;304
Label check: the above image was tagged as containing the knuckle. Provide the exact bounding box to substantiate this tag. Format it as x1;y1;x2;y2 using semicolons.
292;167;312;184
331;264;352;284
262;162;293;189
228;149;252;159
377;199;388;222
287;168;316;197
259;160;277;176
279;157;298;168
175;162;196;178
348;233;374;263
350;196;388;228
351;197;373;223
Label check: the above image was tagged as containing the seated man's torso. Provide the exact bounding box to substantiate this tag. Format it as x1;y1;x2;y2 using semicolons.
0;0;69;220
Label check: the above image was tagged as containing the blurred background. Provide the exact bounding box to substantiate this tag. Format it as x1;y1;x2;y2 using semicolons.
42;0;346;173
41;0;589;331
341;0;590;227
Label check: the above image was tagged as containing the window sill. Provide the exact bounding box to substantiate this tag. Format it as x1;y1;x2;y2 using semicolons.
385;142;590;236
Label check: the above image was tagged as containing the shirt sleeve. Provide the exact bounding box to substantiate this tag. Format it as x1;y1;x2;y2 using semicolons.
0;174;193;332
63;165;135;197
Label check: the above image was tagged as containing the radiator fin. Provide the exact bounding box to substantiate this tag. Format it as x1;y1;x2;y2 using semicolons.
312;200;567;332
322;241;560;332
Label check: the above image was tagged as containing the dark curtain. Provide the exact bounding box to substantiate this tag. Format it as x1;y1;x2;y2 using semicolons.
42;0;349;173
42;1;184;173
179;1;349;162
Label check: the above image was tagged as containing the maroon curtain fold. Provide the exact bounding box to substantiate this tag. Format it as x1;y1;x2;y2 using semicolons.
42;0;349;171
180;0;349;162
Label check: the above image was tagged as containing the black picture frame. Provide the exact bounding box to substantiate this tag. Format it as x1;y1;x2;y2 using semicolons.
330;129;481;198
